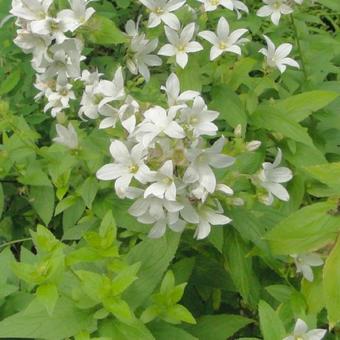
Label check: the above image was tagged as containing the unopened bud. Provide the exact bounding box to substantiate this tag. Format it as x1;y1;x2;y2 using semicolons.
246;140;261;151
232;198;244;206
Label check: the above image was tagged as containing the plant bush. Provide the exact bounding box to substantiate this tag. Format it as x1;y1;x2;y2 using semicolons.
0;0;340;339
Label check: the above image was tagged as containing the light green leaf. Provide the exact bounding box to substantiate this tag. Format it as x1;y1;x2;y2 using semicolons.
76;177;98;208
185;314;253;340
124;232;180;309
84;15;128;45
266;201;340;254
251;105;314;146
0;297;92;340
258;300;285;340
55;195;79;216
111;262;140;295
323;237;340;328
305;162;340;189
0;69;20;96
30;186;55;225
275;91;338;122
210;84;247;129
149;322;198;340
36;283;58;316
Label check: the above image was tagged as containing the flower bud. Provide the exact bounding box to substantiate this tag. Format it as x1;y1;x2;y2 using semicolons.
246;140;261;151
234;124;242;138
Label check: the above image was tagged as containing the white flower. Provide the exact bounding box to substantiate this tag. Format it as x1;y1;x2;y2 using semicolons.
197;0;233;12
194;203;231;240
44;83;75;116
41;38;84;84
10;0;52;22
184;137;235;193
135;106;185;147
290;253;323;282
96;141;152;198
79;67;125;120
161;73;199;106
127;35;162;81
139;0;186;30
14;29;51;68
180;96;219;137
129;196;184;238
257;0;293;26
118;95;140;133
199;17;248;60
231;0;249;19
283;319;326;340
125;17;142;38
58;0;95;32
256;148;293;205
53;122;78;149
259;35;299;73
144;160;177;201
158;23;203;69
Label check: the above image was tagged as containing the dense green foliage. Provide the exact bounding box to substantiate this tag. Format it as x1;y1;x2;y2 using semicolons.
1;0;340;339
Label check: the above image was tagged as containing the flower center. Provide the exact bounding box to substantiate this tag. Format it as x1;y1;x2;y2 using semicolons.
219;41;227;49
94;94;104;105
49;19;60;32
273;1;281;9
162;177;172;185
190;117;198;124
210;0;220;5
177;44;186;52
59;88;69;96
129;164;139;173
155;7;164;15
295;337;304;340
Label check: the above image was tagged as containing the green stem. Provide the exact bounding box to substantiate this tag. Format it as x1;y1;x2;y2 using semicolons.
0;237;32;249
290;14;308;81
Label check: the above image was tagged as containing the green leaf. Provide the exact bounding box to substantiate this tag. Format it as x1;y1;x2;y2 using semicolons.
124;232;180;309
323;237;340;328
111;262;140;295
76;177;98;209
149;322;198;340
265;285;293;303
251;105;314;146
210;84;247;129
0;297;92;339
84;15;128;45
305;162;340;188
266;201;340;255
30;186;55;225
258;300;285;340
0;69;21;96
55;195;79;215
166;304;196;324
36;283;58;316
275;91;338;122
185;314;253;340
99;319;155;340
223;230;260;307
0;183;4;219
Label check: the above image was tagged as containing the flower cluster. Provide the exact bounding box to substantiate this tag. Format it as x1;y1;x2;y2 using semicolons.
96;72;238;239
11;0;95;116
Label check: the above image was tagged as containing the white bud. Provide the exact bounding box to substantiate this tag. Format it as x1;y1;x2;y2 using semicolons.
234;124;242;137
246;140;261;151
232;198;244;206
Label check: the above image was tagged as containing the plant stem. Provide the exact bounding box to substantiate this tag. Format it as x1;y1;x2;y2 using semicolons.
0;237;32;249
290;14;308;81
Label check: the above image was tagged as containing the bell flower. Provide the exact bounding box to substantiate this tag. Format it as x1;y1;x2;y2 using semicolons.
139;0;186;30
158;23;203;69
161;73;199;106
144;160;177;201
96;141;152;198
10;0;52;22
184;137;235;193
283;319;326;340
259;35;299;73
256;148;293;205
290;253;323;282
257;0;293;26
180;96;219;137
53;122;78;149
199;17;248;60
197;0;233;12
